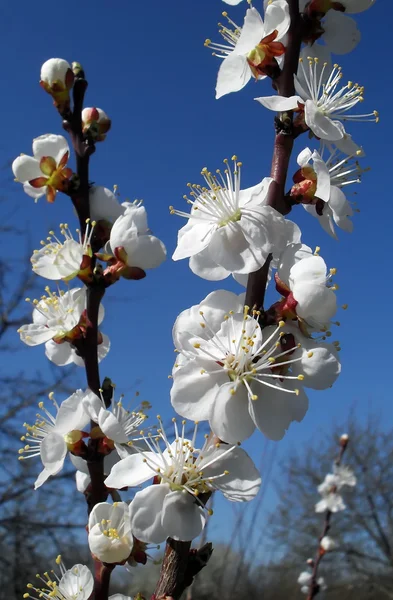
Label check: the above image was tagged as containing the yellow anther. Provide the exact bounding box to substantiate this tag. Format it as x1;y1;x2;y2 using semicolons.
297;374;305;381
251;394;258;401
193;342;201;348
307;351;314;358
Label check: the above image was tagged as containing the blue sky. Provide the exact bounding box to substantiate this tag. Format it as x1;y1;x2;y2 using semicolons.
1;0;391;558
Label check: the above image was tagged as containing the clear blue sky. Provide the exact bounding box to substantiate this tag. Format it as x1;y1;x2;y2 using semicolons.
1;0;391;558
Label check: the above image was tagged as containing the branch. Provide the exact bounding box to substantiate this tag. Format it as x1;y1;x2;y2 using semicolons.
153;541;213;600
245;0;302;311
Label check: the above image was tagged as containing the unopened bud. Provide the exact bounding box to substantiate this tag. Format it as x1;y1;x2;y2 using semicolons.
340;433;349;447
306;558;314;566
40;58;74;112
72;61;84;77
320;536;337;552
82;107;111;142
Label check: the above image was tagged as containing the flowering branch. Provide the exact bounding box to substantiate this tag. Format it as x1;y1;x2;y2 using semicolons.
245;0;301;311
303;434;353;599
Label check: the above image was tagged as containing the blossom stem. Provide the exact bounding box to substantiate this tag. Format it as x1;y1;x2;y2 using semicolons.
93;561;115;600
307;440;349;599
245;0;302;312
153;541;213;600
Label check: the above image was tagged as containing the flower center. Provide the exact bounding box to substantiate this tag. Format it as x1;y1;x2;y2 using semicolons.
247;31;285;77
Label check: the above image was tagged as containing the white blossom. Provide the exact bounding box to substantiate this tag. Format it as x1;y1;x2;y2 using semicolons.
88;502;133;563
18;287;90;347
82;389;150;454
105;419;261;543
298;570;326;595
170;290;313;443
18;390;90;489
30;221;95;281
315;464;356;513
108;202;167;272
277;250;338;331
296;145;365;237
256;45;378;141
206;4;290;98
171;158;291;280
24;557;93;600
12;134;72;203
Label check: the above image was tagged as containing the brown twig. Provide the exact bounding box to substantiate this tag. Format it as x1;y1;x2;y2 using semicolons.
245;0;303;312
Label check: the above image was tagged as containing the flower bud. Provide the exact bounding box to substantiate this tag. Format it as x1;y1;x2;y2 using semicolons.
40;58;74;113
306;558;314;566
340;433;349;447
320;536;337;552
82;107;111;141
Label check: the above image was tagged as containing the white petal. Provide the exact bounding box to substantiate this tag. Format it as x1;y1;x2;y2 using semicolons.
130;484;171;543
248;381;308;440
34;468;53;489
171;360;228;421
210;382;256;444
104;453;157;488
56;389;91;434
189;247;230;281
60;565;93;600
76;471;91;493
304;101;344;141
121;204;148;232
173;289;242;352
123;234;167;270
297;147;312;167
322;11;360;55
313;151;331;202
276;243;313;286
41;58;71;85
23;182;45;199
293;283;337;327
264;0;290;39
341;0;375;13
329;186;350;216
89;186;123;223
234;8;265;55
82;390;102;422
208;223;257;274
172;221;214;261
201;445;261;501
40;433;67;472
238;177;272;208
12;155;42;183
19;323;55;346
32;134;69;164
216;54;251;99
334;133;363;156
289;255;327;287
255;95;302;111
161;491;206;541
290;339;341;390
98;410;128;443
45;340;74;365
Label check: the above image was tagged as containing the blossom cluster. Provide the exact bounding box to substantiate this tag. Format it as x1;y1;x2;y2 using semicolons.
12;0;378;593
